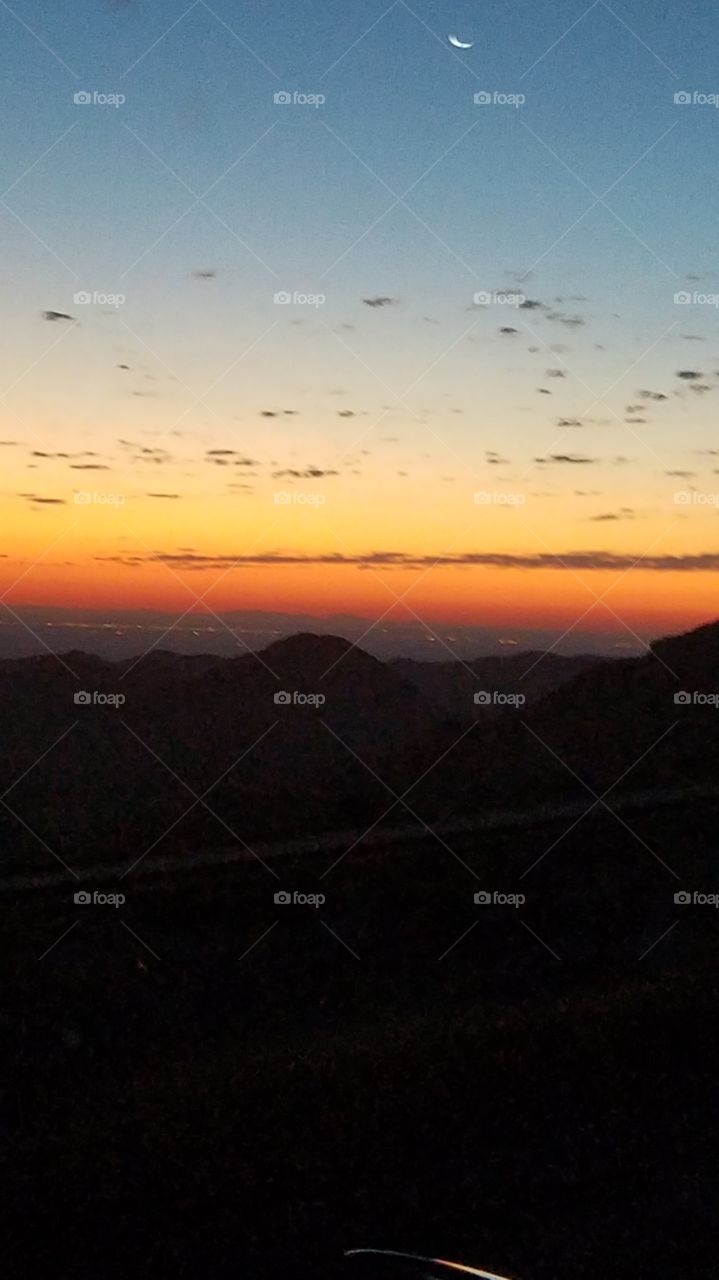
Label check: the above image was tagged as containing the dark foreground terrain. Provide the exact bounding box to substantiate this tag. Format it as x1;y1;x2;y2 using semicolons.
6;792;719;1280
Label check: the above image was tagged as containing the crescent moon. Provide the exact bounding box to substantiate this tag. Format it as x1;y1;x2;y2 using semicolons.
448;34;474;49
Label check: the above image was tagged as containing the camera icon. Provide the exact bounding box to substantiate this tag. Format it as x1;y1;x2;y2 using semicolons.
474;691;492;705
674;690;692;705
73;491;92;505
673;490;691;505
274;91;292;104
73;291;92;305
674;890;692;905
73;91;92;105
274;890;292;904
674;91;692;105
74;690;92;705
274;291;292;304
74;890;92;904
474;890;492;904
274;690;292;705
674;291;692;304
274;491;291;504
474;291;492;306
474;91;492;105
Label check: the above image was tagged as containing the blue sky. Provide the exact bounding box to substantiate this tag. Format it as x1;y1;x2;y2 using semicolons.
2;0;719;644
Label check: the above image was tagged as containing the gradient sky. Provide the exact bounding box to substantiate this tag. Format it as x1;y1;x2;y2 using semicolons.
1;0;719;651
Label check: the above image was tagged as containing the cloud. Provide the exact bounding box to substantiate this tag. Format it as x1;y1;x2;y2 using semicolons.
557;418;584;427
69;464;111;470
97;549;719;572
499;326;518;334
536;454;597;465
271;468;339;479
21;494;66;504
147;492;181;499
638;389;667;401
546;368;566;378
42;310;74;322
589;508;634;522
545;311;585;327
676;370;703;380
193;269;216;279
362;296;395;308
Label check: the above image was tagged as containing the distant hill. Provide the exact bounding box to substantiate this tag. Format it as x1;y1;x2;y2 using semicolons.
432;618;719;812
0;633;442;866
391;650;600;724
0;621;717;869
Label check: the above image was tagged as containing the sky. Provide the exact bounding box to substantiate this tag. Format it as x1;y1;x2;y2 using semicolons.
1;0;719;656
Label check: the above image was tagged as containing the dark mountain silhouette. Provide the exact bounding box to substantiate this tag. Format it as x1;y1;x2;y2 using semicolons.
428;617;719;814
392;650;600;724
0;634;443;867
1;620;718;871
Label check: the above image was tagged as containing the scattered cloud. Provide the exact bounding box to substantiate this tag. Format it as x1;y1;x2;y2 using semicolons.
271;468;339;479
536;454;597;465
21;494;66;504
